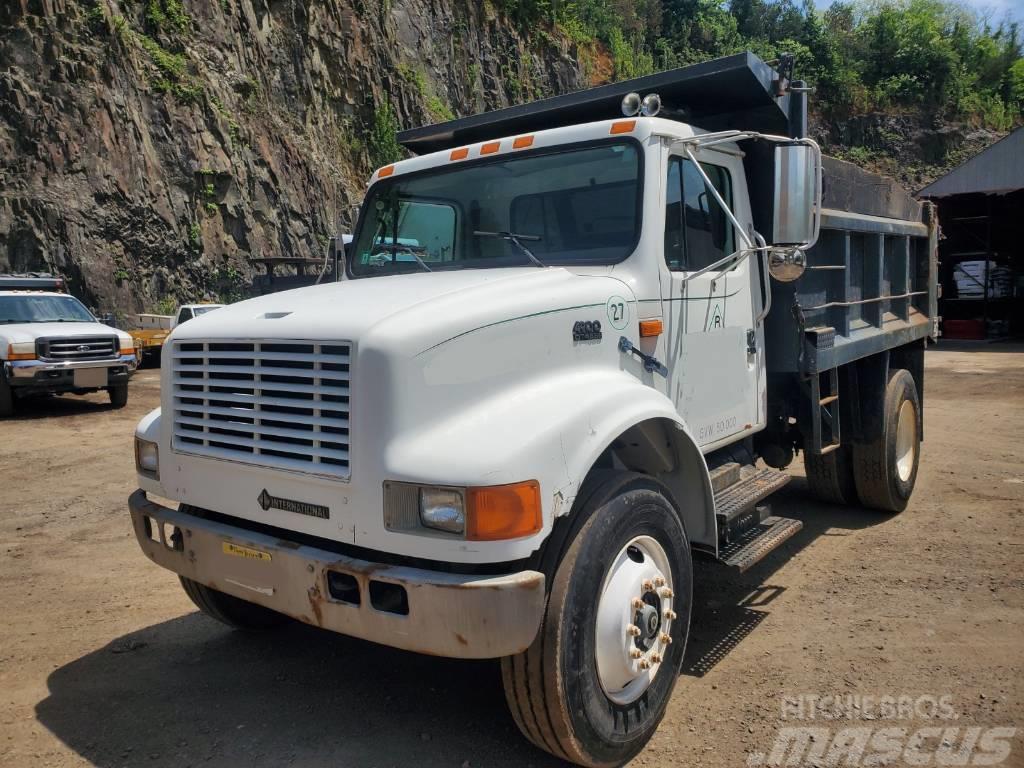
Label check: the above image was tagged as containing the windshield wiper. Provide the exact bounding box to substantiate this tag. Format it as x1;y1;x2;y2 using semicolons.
474;231;547;268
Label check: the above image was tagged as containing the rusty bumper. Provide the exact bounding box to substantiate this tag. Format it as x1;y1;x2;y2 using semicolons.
129;490;545;659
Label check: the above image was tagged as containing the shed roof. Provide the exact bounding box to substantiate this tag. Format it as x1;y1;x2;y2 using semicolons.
918;128;1024;198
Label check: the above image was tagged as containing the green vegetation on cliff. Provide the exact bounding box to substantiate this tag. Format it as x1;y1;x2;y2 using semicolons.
499;0;1023;129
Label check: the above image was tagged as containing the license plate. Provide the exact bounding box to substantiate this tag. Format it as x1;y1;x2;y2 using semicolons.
74;367;107;388
222;542;272;562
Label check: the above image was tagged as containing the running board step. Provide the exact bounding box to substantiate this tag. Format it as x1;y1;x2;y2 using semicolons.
717;515;803;572
714;467;791;544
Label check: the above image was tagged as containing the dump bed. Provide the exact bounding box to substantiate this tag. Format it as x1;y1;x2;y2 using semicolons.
763;156;938;376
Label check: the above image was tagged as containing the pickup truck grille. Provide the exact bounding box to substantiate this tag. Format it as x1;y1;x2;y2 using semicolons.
170;340;351;478
38;336;118;361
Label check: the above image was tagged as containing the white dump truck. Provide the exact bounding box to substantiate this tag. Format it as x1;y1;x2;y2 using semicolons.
129;53;937;766
1;273;137;416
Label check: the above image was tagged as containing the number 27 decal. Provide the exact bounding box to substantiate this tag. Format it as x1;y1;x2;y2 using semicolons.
606;295;629;330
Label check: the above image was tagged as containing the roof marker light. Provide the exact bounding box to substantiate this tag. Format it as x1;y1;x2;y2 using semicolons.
450;147;469;161
377;165;395;178
480;141;501;155
610;120;636;135
513;135;534;149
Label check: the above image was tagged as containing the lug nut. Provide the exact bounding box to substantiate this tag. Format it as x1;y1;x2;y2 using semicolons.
659;587;674;599
664;609;677;621
638;659;651;670
651;653;663;664
641;579;654;592
654;576;666;587
660;633;673;645
631;597;645;610
630;648;643;659
626;624;642;637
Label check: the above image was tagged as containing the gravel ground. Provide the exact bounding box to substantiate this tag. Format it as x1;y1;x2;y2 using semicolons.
1;343;1021;767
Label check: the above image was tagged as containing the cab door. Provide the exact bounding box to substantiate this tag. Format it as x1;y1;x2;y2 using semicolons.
660;149;763;449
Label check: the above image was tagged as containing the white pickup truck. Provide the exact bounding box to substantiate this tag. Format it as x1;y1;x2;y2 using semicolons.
128;53;937;766
1;274;137;417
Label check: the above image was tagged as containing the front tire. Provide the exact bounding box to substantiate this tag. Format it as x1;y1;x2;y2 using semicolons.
852;368;921;512
804;444;858;505
108;383;128;408
0;375;13;418
179;576;289;630
502;474;692;767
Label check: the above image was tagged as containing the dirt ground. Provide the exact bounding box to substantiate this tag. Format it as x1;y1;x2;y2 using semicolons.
1;343;1022;768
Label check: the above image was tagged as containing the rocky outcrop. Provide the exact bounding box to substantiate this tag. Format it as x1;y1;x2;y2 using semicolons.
0;0;583;313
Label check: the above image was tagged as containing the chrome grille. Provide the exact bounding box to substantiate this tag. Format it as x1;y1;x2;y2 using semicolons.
39;336;118;360
170;340;351;478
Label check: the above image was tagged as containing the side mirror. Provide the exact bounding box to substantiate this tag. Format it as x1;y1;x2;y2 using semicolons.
772;144;817;248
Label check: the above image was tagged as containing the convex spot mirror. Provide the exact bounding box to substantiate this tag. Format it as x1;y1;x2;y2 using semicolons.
772;143;817;249
768;247;807;282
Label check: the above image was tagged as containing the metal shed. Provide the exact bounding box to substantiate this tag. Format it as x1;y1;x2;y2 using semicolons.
919;128;1023;339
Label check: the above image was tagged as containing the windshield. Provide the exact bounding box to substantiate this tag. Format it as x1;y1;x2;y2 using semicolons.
0;294;95;324
350;141;642;277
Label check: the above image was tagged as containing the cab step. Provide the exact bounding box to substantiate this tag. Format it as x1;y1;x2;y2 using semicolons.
714;466;791;545
717;514;804;572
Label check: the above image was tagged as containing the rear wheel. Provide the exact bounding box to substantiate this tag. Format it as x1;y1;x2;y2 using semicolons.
0;375;13;418
501;474;692;767
804;444;858;505
852;368;921;513
108;383;128;408
179;576;289;630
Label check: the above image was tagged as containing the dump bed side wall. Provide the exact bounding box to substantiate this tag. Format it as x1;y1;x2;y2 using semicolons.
764;202;938;376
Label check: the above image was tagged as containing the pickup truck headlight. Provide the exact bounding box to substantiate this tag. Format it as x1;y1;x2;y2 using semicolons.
419;488;466;535
7;342;36;361
135;437;159;479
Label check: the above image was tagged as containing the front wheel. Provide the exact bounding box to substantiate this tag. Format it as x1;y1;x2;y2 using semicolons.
108;383;128;408
179;577;289;630
0;375;13;418
502;474;692;767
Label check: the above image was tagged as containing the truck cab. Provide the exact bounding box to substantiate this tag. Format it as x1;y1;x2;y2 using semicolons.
129;53;936;767
1;274;137;417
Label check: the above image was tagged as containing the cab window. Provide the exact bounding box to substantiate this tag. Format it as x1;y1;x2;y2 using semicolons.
664;157;734;272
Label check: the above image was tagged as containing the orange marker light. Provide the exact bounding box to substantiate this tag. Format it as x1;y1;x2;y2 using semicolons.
377;165;395;178
480;141;501;155
6;345;36;361
466;480;542;541
639;319;664;337
513;135;535;149
610;120;637;135
450;147;469;161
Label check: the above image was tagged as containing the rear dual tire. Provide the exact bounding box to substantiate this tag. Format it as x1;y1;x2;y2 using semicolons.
803;367;921;513
502;474;692;767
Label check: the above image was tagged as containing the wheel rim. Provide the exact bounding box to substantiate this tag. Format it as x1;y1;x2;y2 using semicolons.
895;399;917;482
595;535;675;705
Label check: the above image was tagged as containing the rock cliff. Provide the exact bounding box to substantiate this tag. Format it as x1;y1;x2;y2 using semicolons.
0;0;582;313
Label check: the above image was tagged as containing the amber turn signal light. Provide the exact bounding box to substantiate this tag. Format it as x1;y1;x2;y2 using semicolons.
639;319;663;337
466;480;542;541
6;344;36;361
610;120;636;135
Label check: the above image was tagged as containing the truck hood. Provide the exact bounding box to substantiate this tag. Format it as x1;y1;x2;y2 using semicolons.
0;321;128;345
170;268;634;353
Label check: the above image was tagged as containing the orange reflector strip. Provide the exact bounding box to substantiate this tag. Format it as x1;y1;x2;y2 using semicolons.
610;120;636;135
639;319;663;337
480;141;501;155
377;165;395;178
513;135;534;149
450;147;469;161
466;480;542;541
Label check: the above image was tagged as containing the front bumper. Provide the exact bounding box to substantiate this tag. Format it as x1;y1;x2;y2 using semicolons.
5;354;136;386
129;490;546;659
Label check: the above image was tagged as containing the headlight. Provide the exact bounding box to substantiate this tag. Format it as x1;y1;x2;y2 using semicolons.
135;437;159;478
419;487;465;535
